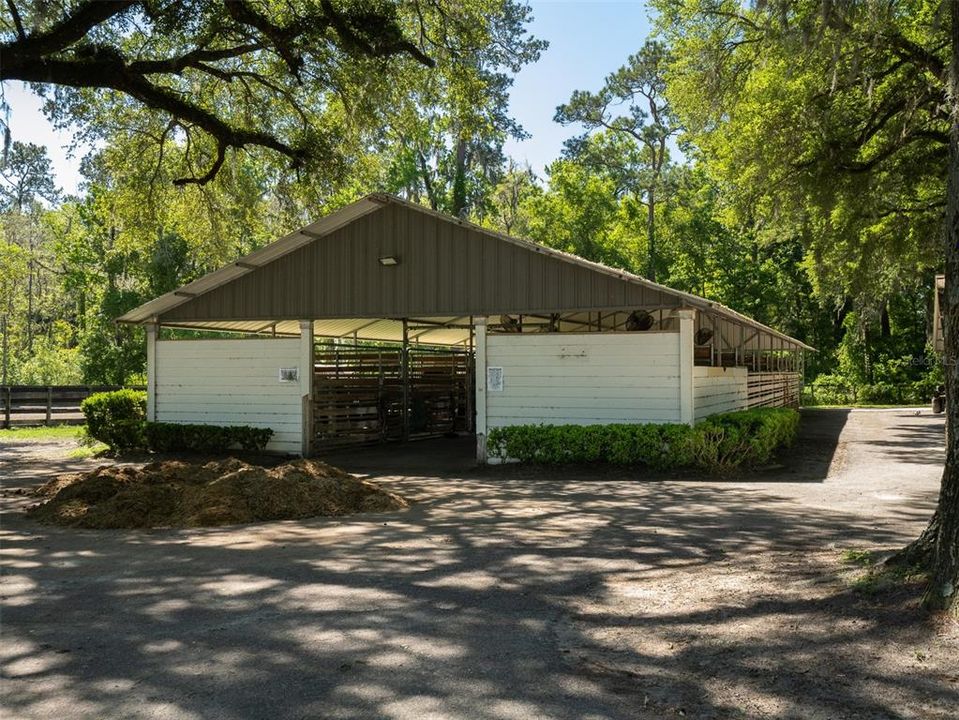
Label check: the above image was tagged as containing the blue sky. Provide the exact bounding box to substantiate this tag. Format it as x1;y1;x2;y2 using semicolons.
3;1;652;195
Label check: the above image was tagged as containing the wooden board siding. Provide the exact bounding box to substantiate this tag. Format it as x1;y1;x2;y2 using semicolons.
747;372;801;408
155;338;302;454
486;332;682;427
693;367;748;421
312;347;470;449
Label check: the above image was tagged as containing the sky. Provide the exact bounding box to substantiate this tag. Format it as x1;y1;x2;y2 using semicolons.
2;0;653;196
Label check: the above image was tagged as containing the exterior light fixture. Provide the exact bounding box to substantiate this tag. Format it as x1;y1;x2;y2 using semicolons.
378;256;400;266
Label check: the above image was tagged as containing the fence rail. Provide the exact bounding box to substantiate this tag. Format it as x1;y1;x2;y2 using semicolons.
312;347;471;450
1;385;142;428
746;372;801;409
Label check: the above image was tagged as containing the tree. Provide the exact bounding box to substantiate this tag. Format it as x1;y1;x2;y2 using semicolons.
0;141;59;210
1;0;527;186
523;157;638;271
656;0;956;614
0;142;61;365
485;159;539;236
555;40;680;280
381;1;545;219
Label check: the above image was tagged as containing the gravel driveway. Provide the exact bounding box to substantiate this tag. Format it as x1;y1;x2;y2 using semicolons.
1;409;956;719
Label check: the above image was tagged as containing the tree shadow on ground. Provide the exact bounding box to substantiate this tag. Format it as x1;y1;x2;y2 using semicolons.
1;409;953;719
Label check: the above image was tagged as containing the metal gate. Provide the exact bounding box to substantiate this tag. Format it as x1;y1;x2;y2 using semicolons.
312;345;472;450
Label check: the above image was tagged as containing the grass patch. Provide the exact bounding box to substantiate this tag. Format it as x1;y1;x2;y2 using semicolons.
804;404;926;409
838;550;929;595
840;549;876;567
67;442;109;459
0;425;83;443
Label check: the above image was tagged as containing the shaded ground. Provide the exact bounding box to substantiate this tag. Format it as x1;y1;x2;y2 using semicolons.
1;409;956;719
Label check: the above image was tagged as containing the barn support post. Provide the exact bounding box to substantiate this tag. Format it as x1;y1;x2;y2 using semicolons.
146;322;158;422
466;317;475;433
474;316;488;463
299;319;314;457
401;318;410;442
674;308;696;425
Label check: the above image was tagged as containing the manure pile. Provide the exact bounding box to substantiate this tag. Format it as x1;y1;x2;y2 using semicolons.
29;458;407;528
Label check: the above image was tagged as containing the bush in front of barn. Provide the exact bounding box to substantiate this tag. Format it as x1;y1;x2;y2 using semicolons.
144;423;273;453
688;408;800;472
81;389;147;451
81;390;273;454
485;408;799;472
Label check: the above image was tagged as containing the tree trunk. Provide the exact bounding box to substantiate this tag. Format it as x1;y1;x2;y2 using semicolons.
26;253;34;353
898;0;959;616
452;137;468;219
646;187;656;282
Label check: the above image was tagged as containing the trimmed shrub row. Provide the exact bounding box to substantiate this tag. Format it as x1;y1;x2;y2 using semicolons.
486;408;800;473
81;390;273;453
144;422;273;453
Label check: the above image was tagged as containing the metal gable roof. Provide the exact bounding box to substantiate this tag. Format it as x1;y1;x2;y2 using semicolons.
118;193;814;351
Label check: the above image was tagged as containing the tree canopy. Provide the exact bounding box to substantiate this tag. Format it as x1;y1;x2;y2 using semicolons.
1;0;539;186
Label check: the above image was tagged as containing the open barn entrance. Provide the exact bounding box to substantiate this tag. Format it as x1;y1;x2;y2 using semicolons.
311;342;473;451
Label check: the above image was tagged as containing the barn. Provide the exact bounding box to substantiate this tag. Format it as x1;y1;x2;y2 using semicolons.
118;194;812;460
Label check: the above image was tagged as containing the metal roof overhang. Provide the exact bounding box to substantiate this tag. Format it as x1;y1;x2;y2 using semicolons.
118;193;814;352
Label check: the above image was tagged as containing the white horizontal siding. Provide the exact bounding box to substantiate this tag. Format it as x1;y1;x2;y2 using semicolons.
486;332;681;427
155;338;302;453
693;366;748;421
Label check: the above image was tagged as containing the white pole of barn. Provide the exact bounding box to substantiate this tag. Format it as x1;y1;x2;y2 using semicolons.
474;316;488;463
674;308;696;425
146;322;158;422
299;319;314;457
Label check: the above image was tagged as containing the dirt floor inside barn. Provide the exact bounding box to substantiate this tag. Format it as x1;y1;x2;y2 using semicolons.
2;408;957;719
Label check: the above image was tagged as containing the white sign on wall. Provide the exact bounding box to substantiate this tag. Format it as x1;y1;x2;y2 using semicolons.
487;366;504;392
278;367;299;383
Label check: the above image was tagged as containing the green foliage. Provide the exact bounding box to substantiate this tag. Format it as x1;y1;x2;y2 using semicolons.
655;0;944;307
689;409;800;473
144;423;273;453
81;390;147;452
486;408;799;472
80;391;274;455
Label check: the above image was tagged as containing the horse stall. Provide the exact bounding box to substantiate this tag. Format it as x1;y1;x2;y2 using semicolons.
119;193;811;459
312;344;472;450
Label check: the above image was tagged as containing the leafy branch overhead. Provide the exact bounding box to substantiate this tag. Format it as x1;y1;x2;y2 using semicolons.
0;0;492;185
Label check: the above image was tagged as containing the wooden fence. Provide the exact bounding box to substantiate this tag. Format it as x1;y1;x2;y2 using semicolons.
746;372;801;409
1;385;139;428
312;347;471;450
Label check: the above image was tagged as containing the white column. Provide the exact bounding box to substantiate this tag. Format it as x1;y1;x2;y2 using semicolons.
299;320;314;456
674;308;695;425
145;322;157;422
474;316;488;463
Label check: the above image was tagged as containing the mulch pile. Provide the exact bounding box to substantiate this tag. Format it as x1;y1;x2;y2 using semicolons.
27;458;408;528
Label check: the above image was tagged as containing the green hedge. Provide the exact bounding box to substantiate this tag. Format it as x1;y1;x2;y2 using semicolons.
81;390;273;453
144;422;273;453
486;408;800;473
81;389;147;451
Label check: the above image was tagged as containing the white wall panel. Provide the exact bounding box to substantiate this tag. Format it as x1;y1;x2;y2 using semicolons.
693;366;748;421
155;338;302;453
486;332;681;427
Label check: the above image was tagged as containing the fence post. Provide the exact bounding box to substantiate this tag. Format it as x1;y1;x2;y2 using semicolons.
3;386;9;429
45;386;53;425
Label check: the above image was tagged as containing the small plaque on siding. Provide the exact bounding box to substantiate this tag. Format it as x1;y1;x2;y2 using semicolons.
278;367;299;383
487;366;504;392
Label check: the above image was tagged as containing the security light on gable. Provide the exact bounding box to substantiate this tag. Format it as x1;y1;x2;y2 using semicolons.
378;256;400;266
